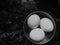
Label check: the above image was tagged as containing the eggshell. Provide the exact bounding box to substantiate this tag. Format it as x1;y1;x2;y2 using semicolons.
40;18;54;32
29;28;45;41
27;14;40;29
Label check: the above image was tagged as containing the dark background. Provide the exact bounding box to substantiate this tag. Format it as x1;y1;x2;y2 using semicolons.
0;0;60;45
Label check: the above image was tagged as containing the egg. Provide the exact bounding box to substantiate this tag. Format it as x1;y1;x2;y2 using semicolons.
29;28;45;41
27;14;40;29
40;18;54;32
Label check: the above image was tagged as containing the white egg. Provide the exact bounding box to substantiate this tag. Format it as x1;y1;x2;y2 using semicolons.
27;14;40;28
29;28;45;41
40;18;54;32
